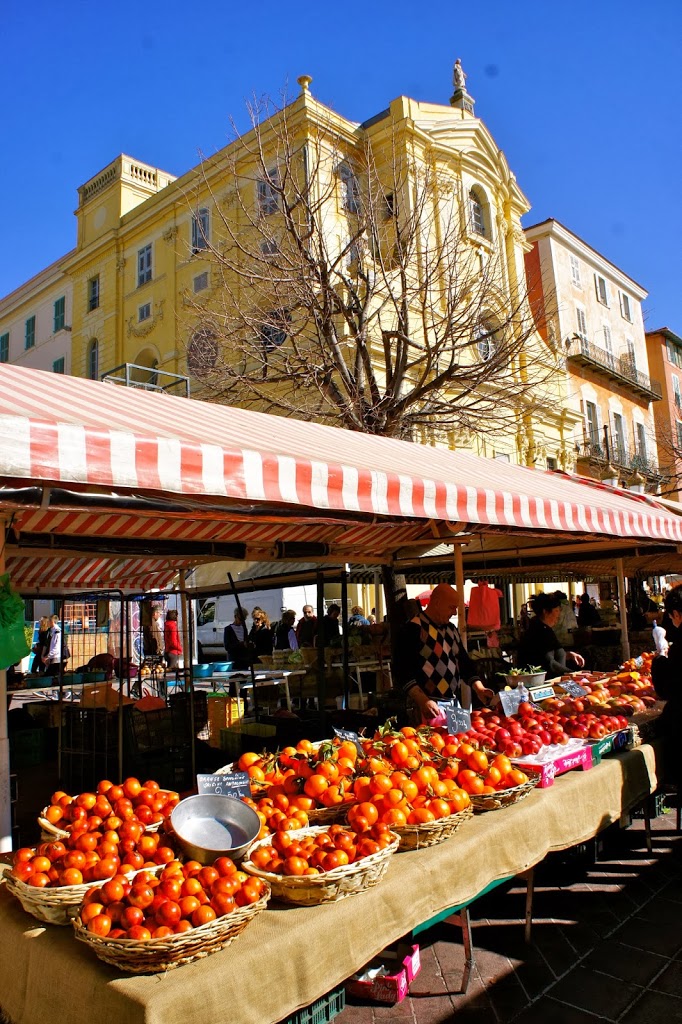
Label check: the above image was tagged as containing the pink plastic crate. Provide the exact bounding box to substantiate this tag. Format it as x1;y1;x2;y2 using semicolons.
514;744;593;788
346;944;421;1004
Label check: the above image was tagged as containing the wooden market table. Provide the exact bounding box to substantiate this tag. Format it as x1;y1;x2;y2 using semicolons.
0;743;660;1024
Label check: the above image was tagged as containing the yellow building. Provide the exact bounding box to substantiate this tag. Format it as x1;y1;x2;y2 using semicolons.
524;219;660;492
0;65;577;468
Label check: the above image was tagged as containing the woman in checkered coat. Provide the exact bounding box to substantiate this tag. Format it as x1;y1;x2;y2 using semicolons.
395;584;494;723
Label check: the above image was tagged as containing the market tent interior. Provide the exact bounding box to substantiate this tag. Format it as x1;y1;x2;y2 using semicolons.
2;362;682;848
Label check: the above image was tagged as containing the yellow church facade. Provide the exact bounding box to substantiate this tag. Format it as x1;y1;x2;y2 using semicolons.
0;68;580;470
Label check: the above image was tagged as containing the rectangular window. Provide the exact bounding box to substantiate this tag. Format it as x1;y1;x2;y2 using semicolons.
138;302;151;322
570;254;581;287
53;296;65;332
673;375;682;410
602;324;614;367
340;163;361;215
257;168;279;216
576;306;588;342
25;316;35;350
88;275;100;312
619;291;632;321
594;274;609;306
52;358;65;374
191;208;210;253
468;195;485;236
546;457;557;470
667;339;682;369
193;272;208;293
137;244;153;286
612;412;626;462
260;240;279;257
585;400;599;444
636;421;647;457
677;421;682;450
0;332;8;362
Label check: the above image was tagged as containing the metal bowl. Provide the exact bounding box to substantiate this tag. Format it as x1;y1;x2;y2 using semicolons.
170;795;260;865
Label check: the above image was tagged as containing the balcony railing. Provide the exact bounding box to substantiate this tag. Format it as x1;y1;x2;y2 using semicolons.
101;363;190;397
576;439;659;479
566;338;662;401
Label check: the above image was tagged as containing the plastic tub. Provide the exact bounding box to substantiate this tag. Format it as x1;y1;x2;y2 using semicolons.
192;664;213;679
212;662;233;673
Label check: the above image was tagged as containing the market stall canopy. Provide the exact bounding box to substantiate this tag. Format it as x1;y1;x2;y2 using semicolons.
1;364;682;592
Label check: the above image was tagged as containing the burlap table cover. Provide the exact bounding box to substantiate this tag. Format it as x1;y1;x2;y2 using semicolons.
0;744;659;1024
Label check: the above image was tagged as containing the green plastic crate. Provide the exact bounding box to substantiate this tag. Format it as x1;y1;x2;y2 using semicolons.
283;986;346;1024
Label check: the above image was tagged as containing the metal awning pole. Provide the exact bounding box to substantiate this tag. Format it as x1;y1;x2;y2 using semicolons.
454;543;467;647
0;517;11;852
616;558;630;662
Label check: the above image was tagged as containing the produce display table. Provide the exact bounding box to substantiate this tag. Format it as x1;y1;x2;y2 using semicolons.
0;743;659;1024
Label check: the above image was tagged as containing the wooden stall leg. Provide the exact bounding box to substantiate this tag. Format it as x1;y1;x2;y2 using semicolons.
643;799;653;854
520;867;535;943
444;905;475;993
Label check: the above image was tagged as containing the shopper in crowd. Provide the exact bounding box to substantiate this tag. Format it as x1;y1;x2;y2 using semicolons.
395;583;494;723
150;605;164;657
31;616;51;673
164;609;183;670
296;604;317;647
44;614;68;675
553;590;578;647
250;608;273;661
224;608;251;670
651;586;682;785
348;605;370;627
516;593;585;675
321;603;342;645
274;610;299;651
577;592;601;628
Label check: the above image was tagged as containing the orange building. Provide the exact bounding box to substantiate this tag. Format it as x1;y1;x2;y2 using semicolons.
645;328;682;501
524;219;661;492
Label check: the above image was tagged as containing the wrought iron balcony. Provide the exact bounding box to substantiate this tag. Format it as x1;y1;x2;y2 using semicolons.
575;439;659;480
100;363;190;397
566;337;662;402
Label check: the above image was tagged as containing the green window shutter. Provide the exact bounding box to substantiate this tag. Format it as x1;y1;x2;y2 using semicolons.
0;333;8;362
25;316;35;349
54;296;65;332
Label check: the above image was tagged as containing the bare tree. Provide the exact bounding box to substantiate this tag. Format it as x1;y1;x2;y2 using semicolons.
181;93;561;445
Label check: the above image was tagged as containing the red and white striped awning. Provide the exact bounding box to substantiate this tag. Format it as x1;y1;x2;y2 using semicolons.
4;555;190;592
1;364;682;594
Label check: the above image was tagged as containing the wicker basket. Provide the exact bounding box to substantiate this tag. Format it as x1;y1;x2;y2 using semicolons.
71;883;270;973
38;792;174;840
242;826;399;906
468;772;541;813
306;803;349;826
390;805;474;851
2;866;114;926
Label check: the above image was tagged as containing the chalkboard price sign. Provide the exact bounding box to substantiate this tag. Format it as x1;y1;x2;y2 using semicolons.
438;701;471;735
559;681;588;698
499;689;524;717
332;727;364;757
197;772;251;799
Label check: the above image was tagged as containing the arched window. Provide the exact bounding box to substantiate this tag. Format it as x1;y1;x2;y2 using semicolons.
474;323;497;362
468;188;487;238
87;338;99;380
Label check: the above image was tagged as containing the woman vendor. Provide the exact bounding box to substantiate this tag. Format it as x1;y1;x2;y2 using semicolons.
515;593;585;676
395;584;494;723
651;586;682;785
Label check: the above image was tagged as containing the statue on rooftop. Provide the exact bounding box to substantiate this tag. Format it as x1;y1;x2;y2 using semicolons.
453;58;467;92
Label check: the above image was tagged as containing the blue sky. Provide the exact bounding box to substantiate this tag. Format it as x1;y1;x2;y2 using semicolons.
2;0;680;331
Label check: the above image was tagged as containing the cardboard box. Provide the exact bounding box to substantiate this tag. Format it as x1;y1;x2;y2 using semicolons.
346;944;420;1004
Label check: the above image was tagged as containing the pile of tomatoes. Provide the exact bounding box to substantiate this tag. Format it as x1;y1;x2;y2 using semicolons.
11;825;178;888
79;857;267;940
247;822;394;876
42;777;179;834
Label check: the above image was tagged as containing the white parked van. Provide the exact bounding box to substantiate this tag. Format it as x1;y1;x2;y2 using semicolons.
195;586;316;661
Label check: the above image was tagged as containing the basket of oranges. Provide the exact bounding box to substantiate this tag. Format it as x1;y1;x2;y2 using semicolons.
464;755;541;813
38;779;179;841
71;859;270;973
242;823;399;906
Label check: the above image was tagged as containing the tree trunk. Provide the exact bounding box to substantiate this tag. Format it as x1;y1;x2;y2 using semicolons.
381;564;408;677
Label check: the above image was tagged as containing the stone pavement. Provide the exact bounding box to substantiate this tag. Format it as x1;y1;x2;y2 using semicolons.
336;805;682;1024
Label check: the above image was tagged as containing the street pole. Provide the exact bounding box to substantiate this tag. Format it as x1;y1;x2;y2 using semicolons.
0;518;12;852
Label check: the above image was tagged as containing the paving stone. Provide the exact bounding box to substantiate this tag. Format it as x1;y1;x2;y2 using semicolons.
334;1000;375;1024
373;997;416;1019
512;958;556;1001
513;995;610;1023
631;896;682;927
611;915;682;957
581;941;667;987
548;966;641;1019
398;991;459;1024
484;973;531;1023
650;959;682;997
530;925;581;978
620;990;682;1024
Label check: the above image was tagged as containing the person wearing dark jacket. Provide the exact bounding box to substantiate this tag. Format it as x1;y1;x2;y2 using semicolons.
577;593;601;628
516;593;585;676
651;586;682;785
249;608;273;661
274;610;298;651
224;609;251;670
394;584;493;723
